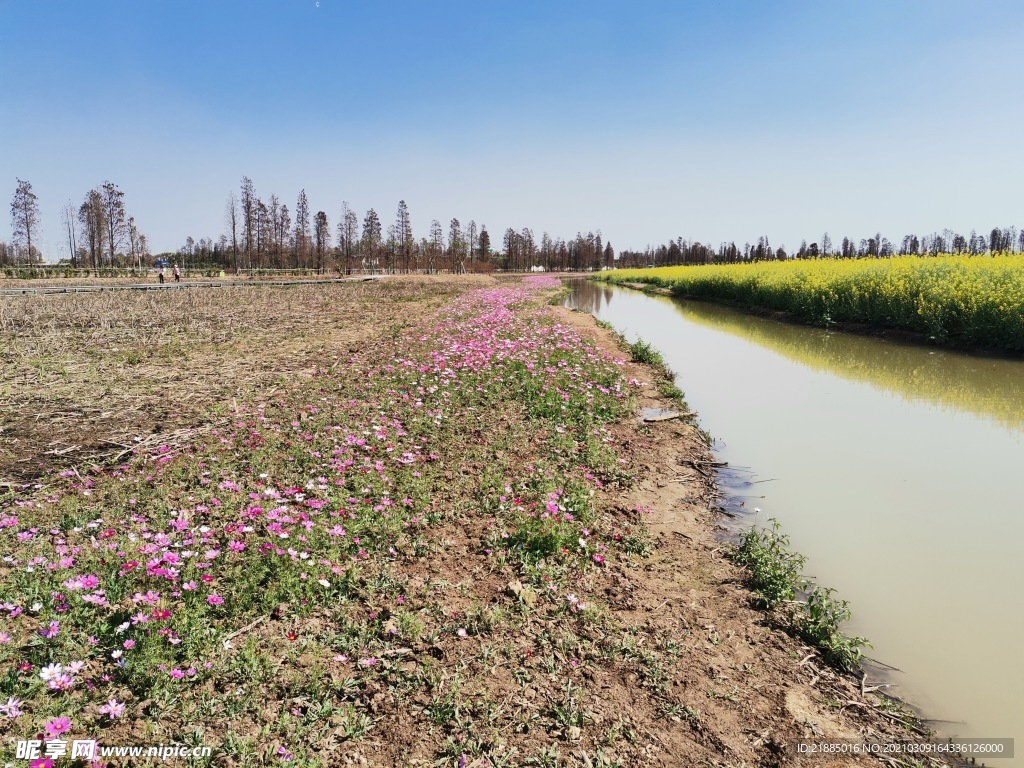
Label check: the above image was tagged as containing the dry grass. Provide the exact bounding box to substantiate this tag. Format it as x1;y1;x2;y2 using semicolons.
0;276;489;481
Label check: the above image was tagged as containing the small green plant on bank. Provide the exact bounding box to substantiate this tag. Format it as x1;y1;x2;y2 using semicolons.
656;379;686;406
627;339;664;367
801;587;868;671
734;518;869;672
598;323;685;404
734;519;806;608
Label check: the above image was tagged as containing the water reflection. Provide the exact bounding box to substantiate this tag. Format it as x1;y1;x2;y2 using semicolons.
570;278;1024;433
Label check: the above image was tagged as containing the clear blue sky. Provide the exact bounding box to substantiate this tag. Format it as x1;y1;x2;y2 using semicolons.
2;0;1022;257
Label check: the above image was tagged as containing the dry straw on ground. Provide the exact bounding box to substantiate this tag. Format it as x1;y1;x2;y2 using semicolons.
0;277;483;481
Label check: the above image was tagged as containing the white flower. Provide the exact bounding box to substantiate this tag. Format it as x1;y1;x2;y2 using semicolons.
318;579;330;588
115;622;130;634
111;650;123;659
39;663;63;682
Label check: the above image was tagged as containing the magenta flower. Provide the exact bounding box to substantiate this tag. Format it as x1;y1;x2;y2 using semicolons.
206;594;224;605
43;715;72;739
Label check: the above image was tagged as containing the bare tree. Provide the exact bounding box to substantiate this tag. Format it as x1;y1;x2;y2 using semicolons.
78;190;106;273
10;178;41;265
466;220;478;269
362;208;381;273
256;198;269;264
428;219;444;274
61;201;78;268
240;176;256;269
268;194;281;267
313;210;330;273
394;200;412;273
294;190;310;270
337;202;359;274
225;192;240;273
478;226;491;266
127;216;141;269
100;181;126;266
447;218;464;272
279;205;292;267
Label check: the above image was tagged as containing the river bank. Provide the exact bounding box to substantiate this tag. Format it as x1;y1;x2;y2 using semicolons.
0;275;954;766
598;255;1024;355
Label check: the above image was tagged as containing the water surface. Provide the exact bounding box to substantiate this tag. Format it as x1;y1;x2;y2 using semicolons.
565;279;1024;758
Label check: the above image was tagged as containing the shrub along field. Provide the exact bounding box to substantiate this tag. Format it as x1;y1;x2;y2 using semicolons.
0;276;949;767
598;254;1024;352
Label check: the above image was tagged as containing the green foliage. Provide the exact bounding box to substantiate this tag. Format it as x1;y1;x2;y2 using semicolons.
734;519;869;672
627;339;663;367
734;519;805;608
800;587;869;672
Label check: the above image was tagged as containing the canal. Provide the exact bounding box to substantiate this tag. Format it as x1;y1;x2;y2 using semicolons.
565;278;1024;758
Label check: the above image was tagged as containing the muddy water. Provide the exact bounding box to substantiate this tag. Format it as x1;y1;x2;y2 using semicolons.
565;279;1024;758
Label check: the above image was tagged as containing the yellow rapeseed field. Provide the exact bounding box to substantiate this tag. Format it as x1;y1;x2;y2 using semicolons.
597;254;1024;351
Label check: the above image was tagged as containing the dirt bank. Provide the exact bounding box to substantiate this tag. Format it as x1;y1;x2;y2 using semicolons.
549;304;956;767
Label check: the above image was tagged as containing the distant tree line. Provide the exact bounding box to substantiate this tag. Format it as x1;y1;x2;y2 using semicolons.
2;178;150;270
618;226;1024;268
176;178;498;274
12;175;1020;273
179;178;613;274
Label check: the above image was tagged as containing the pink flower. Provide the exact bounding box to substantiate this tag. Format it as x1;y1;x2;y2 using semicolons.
99;699;126;718
206;594;224;605
182;581;197;591
0;696;23;719
168;668;185;679
39;620;60;638
43;715;72;739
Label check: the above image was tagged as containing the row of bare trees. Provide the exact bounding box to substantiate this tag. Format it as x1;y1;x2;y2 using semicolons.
502;229;614;272
183;178;498;274
179;178;624;275
3;178;150;270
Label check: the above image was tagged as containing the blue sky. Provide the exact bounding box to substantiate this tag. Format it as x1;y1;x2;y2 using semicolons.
2;0;1023;257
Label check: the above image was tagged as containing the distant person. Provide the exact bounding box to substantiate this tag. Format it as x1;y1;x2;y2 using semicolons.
173;264;181;283
158;266;165;284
